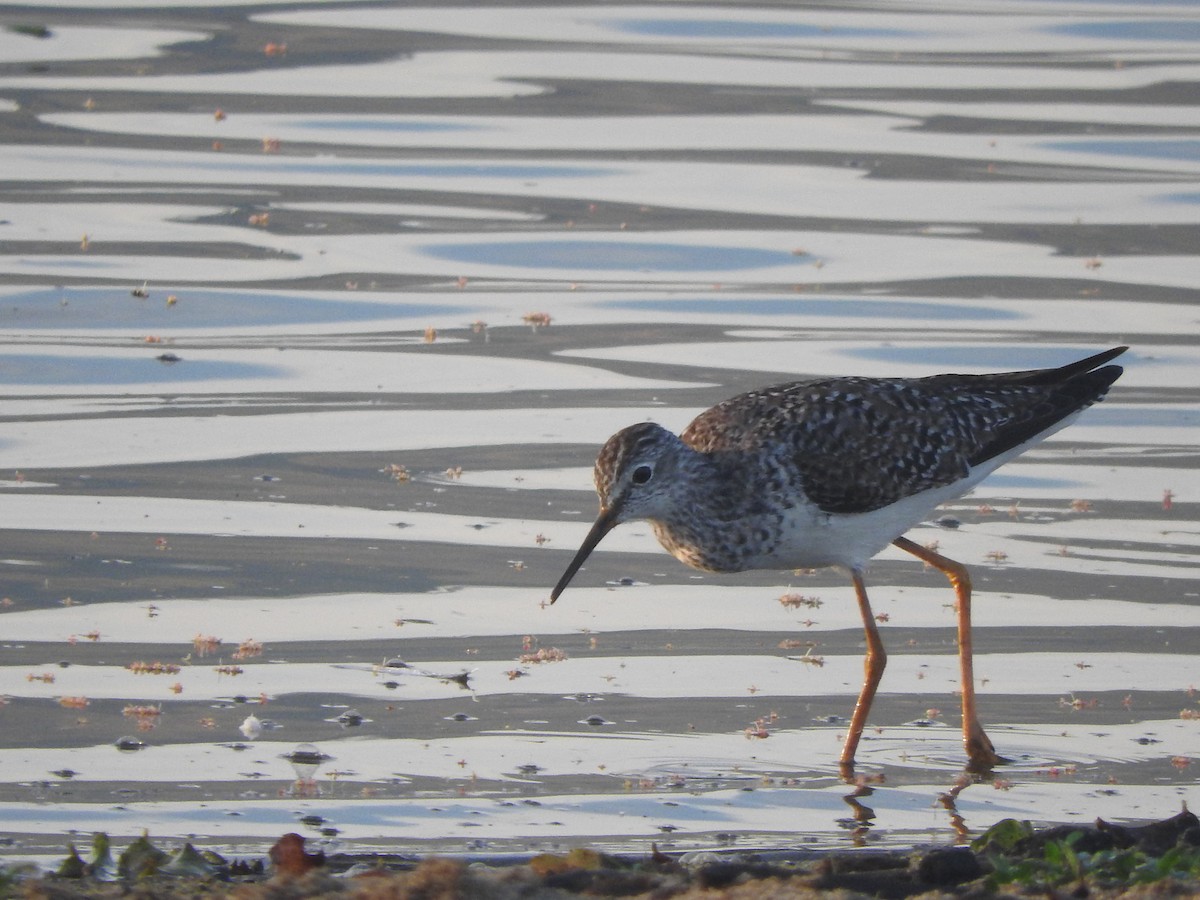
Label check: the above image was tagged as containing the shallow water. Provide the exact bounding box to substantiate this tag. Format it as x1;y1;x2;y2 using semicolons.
0;0;1197;866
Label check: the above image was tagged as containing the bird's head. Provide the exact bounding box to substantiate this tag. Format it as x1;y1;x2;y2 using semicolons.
550;422;681;602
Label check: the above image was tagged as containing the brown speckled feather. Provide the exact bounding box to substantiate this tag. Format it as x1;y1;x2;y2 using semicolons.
681;348;1125;515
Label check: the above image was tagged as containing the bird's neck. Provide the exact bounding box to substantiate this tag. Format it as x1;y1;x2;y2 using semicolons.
648;451;750;573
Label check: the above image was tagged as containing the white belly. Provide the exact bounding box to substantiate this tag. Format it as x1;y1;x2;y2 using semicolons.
760;484;957;571
758;442;1038;572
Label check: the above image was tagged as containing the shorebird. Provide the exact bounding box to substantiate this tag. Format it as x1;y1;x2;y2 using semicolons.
550;347;1126;772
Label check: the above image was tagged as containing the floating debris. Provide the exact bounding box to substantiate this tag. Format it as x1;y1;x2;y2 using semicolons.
519;647;568;664
779;593;822;609
335;709;364;727
122;703;161;721
126;661;181;675
366;658;471;690
790;647;826;668
282;743;331;767
232;638;263;660
239;715;262;740
383;463;410;483
192;634;221;656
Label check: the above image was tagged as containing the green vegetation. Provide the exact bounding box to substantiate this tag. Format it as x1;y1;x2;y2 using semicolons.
988;833;1200;889
1;812;1197;898
975;814;1200;891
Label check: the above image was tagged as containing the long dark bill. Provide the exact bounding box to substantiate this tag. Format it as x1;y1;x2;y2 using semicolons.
549;506;617;603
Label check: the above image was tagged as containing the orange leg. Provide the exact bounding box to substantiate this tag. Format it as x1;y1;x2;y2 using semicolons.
840;569;887;777
894;536;1001;770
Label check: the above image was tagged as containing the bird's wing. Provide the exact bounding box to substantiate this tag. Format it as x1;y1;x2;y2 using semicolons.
682;357;1122;515
682;377;973;514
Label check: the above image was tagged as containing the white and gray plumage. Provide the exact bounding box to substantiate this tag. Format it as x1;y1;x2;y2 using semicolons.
551;346;1126;774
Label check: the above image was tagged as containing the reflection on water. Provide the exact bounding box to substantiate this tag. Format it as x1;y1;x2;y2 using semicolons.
1081;405;1200;428
192;160;617;180
1159;190;1200;203
0;0;1197;866
1047;19;1200;41
291;118;480;133
605;18;918;39
0;353;283;386
423;240;811;272
842;344;1134;370
964;472;1084;491
1043;139;1200;162
0;287;471;329
607;297;1019;321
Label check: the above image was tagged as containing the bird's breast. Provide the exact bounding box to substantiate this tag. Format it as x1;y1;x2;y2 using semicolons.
650;502;827;574
650;519;745;573
650;499;897;574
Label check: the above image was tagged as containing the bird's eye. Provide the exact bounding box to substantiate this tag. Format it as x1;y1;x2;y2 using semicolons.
631;465;653;485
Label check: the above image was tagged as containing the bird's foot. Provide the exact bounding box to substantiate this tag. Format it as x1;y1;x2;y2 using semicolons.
964;724;1005;772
